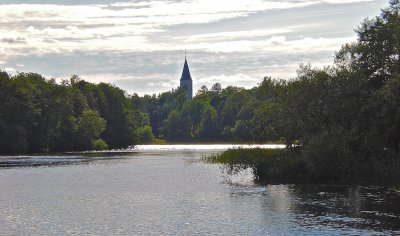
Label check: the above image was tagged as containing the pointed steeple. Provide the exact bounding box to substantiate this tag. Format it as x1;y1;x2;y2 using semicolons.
180;53;193;99
180;58;192;81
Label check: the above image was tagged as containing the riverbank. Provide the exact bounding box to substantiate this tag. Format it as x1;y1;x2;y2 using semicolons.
208;148;400;186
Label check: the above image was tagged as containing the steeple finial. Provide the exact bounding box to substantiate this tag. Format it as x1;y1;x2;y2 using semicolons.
185;49;187;59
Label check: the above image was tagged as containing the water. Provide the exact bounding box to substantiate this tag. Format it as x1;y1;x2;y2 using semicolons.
0;145;399;235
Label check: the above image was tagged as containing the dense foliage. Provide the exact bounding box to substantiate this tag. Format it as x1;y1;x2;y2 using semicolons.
208;148;307;184
141;1;400;184
133;83;263;142
0;74;152;153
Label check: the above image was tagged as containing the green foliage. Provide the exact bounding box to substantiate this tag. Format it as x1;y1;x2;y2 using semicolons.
160;110;192;141
75;109;106;149
136;125;154;144
94;83;138;148
0;73;142;153
91;138;108;150
136;83;261;142
208;148;306;184
194;106;216;140
335;0;400;86
379;75;400;153
212;144;400;185
195;1;400;184
208;148;283;166
151;138;167;144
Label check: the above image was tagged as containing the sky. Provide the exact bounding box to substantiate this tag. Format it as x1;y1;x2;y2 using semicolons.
0;0;388;96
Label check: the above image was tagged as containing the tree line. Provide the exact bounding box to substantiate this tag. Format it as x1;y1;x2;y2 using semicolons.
1;0;399;167
0;74;153;154
137;0;399;148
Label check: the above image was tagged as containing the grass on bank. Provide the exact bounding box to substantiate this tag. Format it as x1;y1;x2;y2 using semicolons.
207;148;307;184
207;148;400;185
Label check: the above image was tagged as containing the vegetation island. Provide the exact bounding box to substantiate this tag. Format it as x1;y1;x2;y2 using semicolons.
0;1;399;185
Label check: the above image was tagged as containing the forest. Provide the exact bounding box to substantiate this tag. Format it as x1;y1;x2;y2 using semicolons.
135;1;399;152
206;1;400;184
0;74;153;153
0;0;399;184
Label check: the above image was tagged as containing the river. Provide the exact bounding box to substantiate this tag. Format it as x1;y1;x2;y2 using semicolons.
0;145;399;235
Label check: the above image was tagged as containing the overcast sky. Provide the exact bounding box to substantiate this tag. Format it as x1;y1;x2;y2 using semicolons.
0;0;388;95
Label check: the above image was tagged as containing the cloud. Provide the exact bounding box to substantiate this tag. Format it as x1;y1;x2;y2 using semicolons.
323;0;374;3
181;35;356;53
175;29;292;43
196;73;260;89
0;0;388;95
0;0;319;57
75;72;180;95
0;37;27;44
5;68;16;74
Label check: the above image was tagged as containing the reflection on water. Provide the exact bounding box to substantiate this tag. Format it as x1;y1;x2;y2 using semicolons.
289;185;400;234
0;152;132;168
0;145;399;235
132;144;286;151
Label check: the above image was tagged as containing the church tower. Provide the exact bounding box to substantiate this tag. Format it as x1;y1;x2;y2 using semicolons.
180;55;193;99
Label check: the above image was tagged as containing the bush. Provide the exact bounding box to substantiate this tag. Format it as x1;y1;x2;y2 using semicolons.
136;125;155;144
91;138;108;150
208;148;307;184
151;138;167;144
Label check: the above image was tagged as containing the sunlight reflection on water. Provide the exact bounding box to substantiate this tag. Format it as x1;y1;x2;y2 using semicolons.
131;144;286;151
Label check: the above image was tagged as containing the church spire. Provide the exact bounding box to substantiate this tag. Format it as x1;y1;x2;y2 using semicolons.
180;57;192;81
180;52;193;99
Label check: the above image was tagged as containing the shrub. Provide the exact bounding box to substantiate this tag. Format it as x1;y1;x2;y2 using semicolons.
91;138;108;150
208;148;307;184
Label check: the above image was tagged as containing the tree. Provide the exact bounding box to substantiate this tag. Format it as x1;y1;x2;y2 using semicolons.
379;74;400;154
211;83;222;94
335;0;400;87
198;106;219;140
136;125;154;144
160;110;192;141
0;71;144;153
196;85;208;96
75;109;106;149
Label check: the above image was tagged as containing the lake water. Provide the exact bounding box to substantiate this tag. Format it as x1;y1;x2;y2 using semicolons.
0;145;399;235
